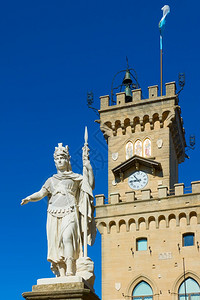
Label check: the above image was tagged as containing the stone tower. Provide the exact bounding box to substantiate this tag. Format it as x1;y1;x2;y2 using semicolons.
95;83;200;299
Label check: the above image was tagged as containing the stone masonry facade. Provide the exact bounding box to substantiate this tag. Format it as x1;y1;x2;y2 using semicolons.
95;82;200;300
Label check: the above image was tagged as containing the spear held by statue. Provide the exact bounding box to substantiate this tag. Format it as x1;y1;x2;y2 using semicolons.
80;126;96;258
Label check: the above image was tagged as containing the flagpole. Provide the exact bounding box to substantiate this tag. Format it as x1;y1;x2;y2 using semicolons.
160;35;163;96
159;5;170;97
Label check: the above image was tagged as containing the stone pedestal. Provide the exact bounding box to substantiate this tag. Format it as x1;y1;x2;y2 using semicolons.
22;276;100;300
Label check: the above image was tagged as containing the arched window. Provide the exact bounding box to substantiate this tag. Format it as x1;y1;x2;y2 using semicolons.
143;138;151;158
132;281;153;299
178;277;200;299
134;140;142;156
126;141;133;159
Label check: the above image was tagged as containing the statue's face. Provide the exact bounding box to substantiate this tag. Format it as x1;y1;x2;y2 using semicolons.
54;154;69;171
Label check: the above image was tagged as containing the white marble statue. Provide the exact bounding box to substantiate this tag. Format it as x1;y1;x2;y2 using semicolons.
21;133;96;283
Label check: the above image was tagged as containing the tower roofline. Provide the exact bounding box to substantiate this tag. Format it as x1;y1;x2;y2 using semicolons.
99;81;177;112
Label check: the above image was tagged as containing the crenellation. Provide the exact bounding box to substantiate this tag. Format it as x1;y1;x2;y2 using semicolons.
141;189;151;200
165;81;176;96
95;181;200;208
116;92;125;105
132;88;142;101
158;185;168;198
125;190;135;202
174;183;184;195
100;95;110;110
110;192;120;204
95;194;105;206
99;82;179;112
191;180;200;193
148;85;159;98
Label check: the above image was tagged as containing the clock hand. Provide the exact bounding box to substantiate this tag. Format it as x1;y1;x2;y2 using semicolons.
133;175;140;182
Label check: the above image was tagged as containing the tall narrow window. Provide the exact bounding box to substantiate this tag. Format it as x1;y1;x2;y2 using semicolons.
183;233;194;247
135;139;142;156
136;238;147;251
132;281;153;300
178;277;200;299
126;141;133;159
143;138;151;158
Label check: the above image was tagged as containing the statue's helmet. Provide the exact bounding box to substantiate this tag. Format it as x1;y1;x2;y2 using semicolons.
54;143;71;160
54;143;72;171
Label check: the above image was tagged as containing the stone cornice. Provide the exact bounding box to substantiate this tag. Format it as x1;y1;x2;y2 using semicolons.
112;155;161;176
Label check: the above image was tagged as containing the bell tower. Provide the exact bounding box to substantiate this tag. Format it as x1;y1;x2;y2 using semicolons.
95;79;200;300
99;81;185;200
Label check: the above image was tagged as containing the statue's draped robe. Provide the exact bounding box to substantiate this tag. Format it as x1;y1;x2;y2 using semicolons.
42;171;96;273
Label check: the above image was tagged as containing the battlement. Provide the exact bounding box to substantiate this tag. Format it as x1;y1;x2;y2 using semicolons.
95;180;200;206
95;180;200;235
100;82;176;111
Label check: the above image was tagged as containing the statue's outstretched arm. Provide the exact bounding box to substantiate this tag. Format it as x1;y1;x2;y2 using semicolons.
21;187;48;206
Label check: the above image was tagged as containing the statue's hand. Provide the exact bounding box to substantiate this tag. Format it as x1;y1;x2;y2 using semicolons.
21;198;30;206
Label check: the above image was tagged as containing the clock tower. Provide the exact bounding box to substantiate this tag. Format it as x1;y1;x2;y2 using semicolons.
95;81;200;299
99;82;185;200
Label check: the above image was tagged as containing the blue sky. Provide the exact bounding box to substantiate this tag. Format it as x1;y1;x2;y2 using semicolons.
0;1;200;299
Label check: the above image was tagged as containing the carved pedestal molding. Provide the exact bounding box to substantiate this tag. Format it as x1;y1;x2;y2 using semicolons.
22;278;100;300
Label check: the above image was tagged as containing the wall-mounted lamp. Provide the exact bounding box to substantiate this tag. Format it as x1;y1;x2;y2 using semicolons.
149;246;152;254
130;248;134;256
177;243;181;252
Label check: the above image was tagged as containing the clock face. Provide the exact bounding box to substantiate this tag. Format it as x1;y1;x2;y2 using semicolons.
128;171;148;190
